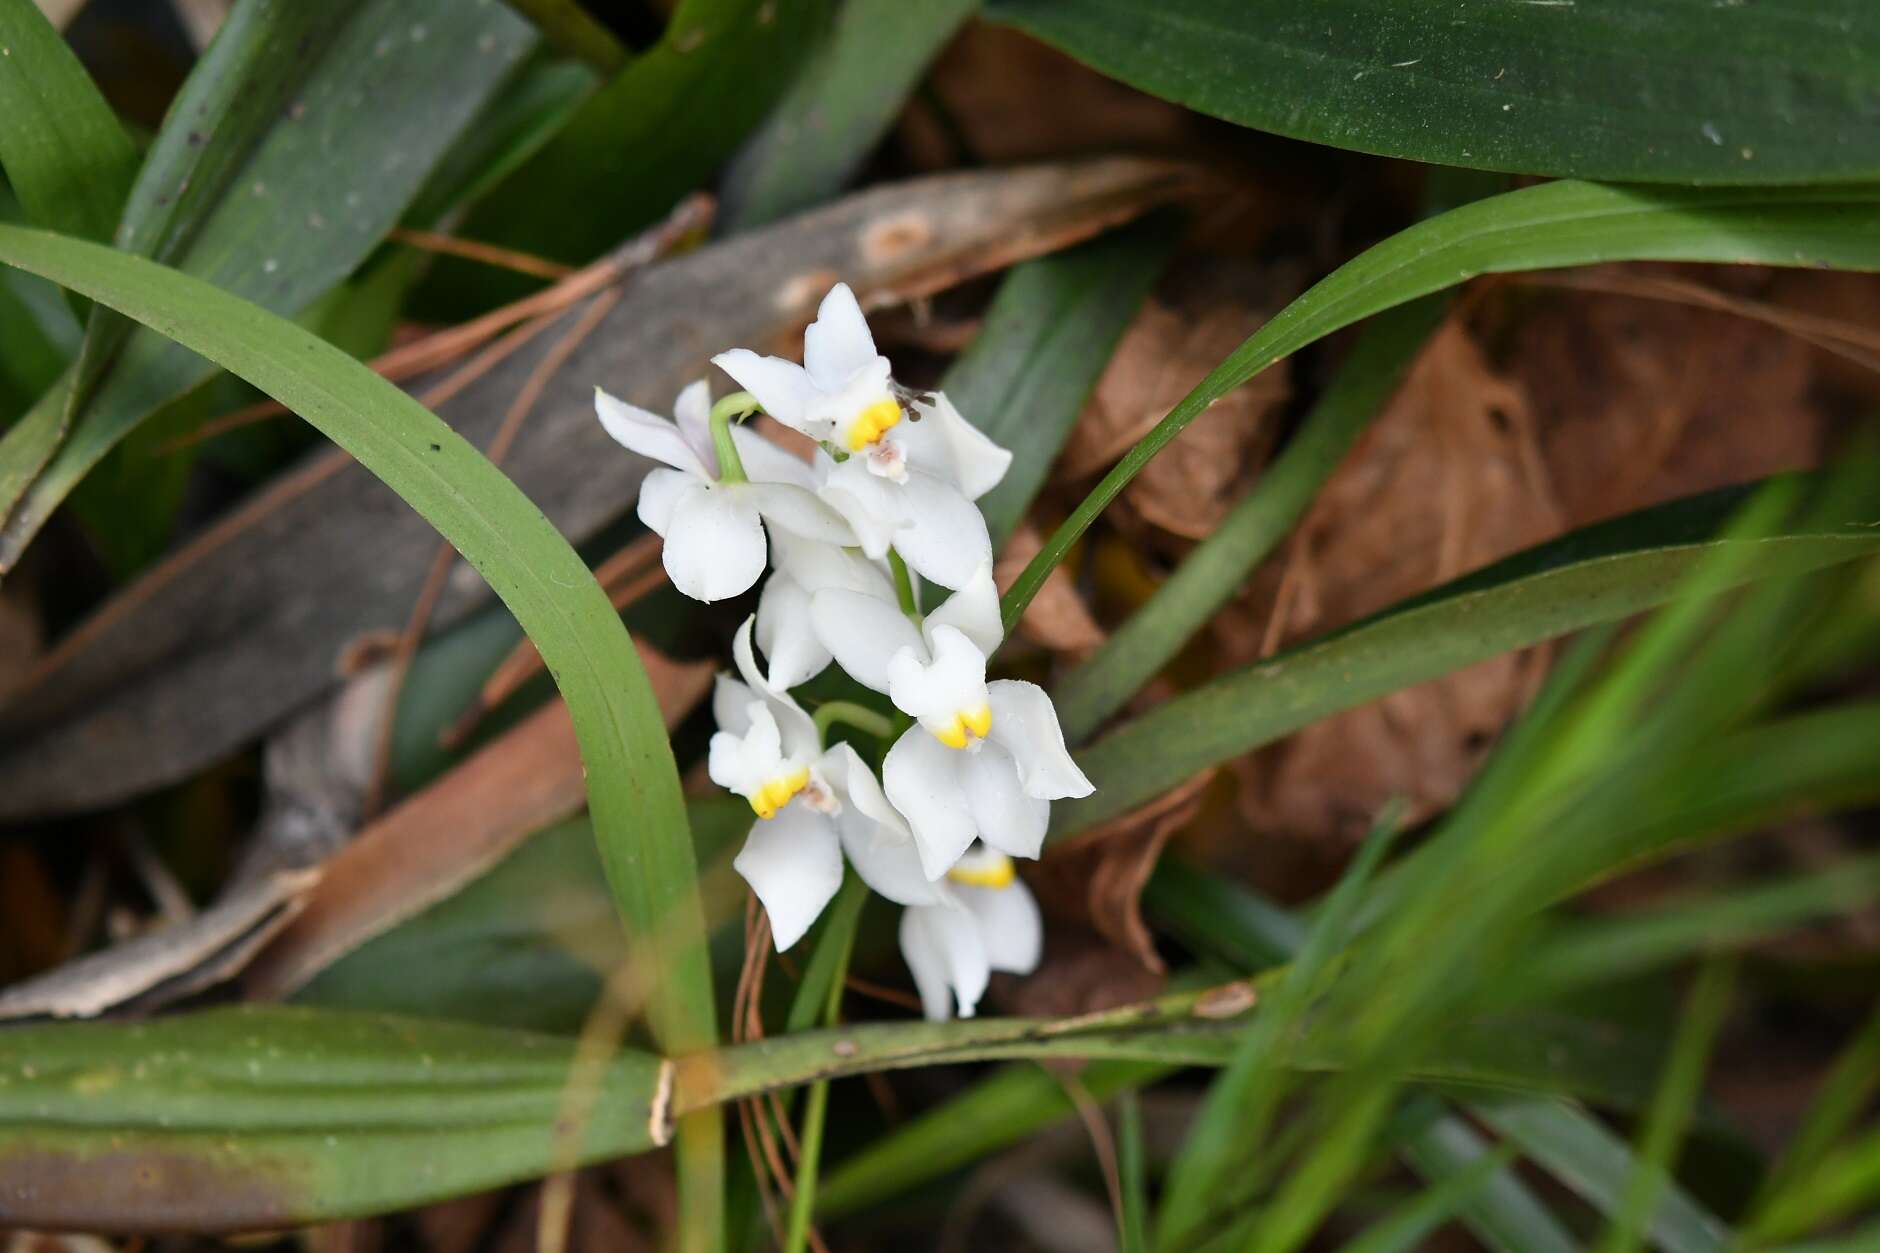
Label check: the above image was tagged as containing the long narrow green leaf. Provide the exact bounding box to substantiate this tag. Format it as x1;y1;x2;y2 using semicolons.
1598;960;1735;1253
0;219;717;1211
986;0;1880;185
1000;180;1880;630
1342;1135;1517;1253
1755;1009;1880;1220
0;1007;667;1229
722;0;979;230
0;0;138;243
1056;294;1445;741
1478;1098;1729;1253
0;0;535;573
1393;1105;1579;1253
1054;477;1880;836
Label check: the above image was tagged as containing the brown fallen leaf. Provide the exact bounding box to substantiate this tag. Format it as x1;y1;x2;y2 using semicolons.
1225;319;1561;852
995;523;1106;657
1058;257;1295;542
1024;769;1215;977
243;641;711;1001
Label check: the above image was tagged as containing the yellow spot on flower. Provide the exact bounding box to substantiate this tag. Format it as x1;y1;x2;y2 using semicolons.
947;852;1016;889
931;703;993;749
749;766;811;819
845;398;902;451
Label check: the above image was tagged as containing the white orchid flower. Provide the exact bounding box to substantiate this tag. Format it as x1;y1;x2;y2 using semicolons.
810;564;1094;879
713;618;944;949
811;440;995;592
755;530;897;690
594;379;852;603
712;283;910;469
899;847;1043;1020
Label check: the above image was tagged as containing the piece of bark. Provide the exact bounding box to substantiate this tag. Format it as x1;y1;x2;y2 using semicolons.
0;157;1197;820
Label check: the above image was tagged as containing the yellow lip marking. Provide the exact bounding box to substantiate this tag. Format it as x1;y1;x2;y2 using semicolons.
748;766;811;819
930;703;993;750
845;398;902;451
947;852;1016;889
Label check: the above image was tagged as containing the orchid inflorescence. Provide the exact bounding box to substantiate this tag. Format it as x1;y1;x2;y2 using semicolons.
594;283;1093;1021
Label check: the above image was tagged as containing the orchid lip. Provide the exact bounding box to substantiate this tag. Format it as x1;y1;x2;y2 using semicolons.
749;765;812;819
946;849;1016;889
931;703;992;750
845;398;903;451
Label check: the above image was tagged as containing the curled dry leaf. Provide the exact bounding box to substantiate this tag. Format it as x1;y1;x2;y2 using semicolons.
1024;768;1216;978
1059;258;1294;542
1224;319;1561;853
995;523;1106;657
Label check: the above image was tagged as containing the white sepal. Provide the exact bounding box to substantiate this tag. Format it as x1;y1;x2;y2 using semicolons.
899;902;990;1021
987;680;1094;800
733;804;843;951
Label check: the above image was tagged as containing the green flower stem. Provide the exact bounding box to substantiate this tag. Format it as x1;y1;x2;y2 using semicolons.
813;700;895;742
888;549;919;617
708;389;760;484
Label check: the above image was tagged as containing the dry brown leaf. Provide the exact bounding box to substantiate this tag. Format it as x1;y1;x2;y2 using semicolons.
1226;320;1560;850
1025;769;1215;976
995;523;1106;656
1060;258;1293;541
991;931;1168;1020
1502;270;1827;526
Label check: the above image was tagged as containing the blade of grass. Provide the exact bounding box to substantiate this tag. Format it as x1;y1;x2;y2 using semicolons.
1393;1103;1580;1253
1341;1138;1519;1253
1000;180;1880;631
1118;1089;1151;1253
781;876;867;1253
1754;1009;1880;1218
0;223;720;1243
1595;959;1735;1253
1478;1098;1730;1253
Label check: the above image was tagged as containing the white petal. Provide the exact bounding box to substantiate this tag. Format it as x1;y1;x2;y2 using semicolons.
756;572;831;690
957;877;1043;975
769;530;896;602
731;425;817;490
736;482;855;547
922;562;1003;659
803;282;882;391
817;742;911;842
734;804;843;951
955;741;1049;861
889;470;992;591
899;903;989;1021
816;455;910;559
732;617;821;762
595;387;711;478
709;701;784;798
712;349;819;434
712;673;758;736
883;729;978;880
636;467;695;537
664;483;766;603
899;392;1013;501
887;625;990;741
987;680;1094;800
809;587;923;695
839;811;946;907
672;379;717;470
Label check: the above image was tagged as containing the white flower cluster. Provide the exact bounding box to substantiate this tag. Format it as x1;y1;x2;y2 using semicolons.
594;284;1093;1020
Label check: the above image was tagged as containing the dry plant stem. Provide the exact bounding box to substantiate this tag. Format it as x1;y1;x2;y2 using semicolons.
387;227;577;281
361;286;623;818
173;194;715;449
1054;1069;1128;1241
536;958;647;1253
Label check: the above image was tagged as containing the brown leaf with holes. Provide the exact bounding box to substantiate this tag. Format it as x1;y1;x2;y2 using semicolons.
1060;257;1294;541
1224;319;1560;853
996;523;1105;656
1026;769;1215;976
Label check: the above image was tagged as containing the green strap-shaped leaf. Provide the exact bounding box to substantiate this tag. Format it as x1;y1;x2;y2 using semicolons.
1000;180;1880;631
0;0;138;243
1053;477;1880;837
0;0;537;574
0;214;715;1090
0;1007;667;1230
987;0;1880;184
721;0;979;229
